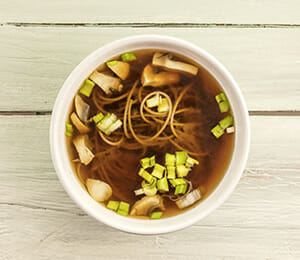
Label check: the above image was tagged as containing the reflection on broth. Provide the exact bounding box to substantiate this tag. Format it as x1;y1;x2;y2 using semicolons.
66;50;235;219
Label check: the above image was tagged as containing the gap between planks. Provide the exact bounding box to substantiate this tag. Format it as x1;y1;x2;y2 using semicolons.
1;22;300;28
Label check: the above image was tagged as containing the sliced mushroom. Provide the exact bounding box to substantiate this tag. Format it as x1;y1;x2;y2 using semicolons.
70;112;90;134
152;52;198;75
130;195;165;216
175;187;202;209
89;71;123;95
86;178;112;202
75;95;90;123
72;134;94;165
141;64;180;87
107;61;130;80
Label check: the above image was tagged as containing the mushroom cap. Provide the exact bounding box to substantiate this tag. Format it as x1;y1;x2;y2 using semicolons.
70;112;90;134
130;195;165;216
141;64;180;87
89;71;123;95
75;95;90;122
152;52;198;75
72;134;94;165
107;61;130;80
86;178;112;202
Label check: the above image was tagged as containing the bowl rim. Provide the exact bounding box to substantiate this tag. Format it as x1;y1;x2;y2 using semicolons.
50;34;250;234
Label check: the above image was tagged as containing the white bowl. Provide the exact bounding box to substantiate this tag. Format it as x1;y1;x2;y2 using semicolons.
50;35;250;234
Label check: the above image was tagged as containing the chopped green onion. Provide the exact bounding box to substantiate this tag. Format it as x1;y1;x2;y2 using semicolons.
106;60;118;66
104;119;122;135
107;201;120;211
121;52;136;62
146;93;161;108
174;183;188;195
219;115;234;130
165;153;175;166
149;155;155;167
218;101;229;113
176;151;188;165
143;186;157;196
97;113;117;132
157;177;169;192
65;123;73;136
152;163;165;179
140;155;155;169
157;98;169;112
167;166;176;179
65;131;72;137
79;79;95;97
142;178;157;189
150;212;163;219
117;201;130;216
215;93;227;103
93;112;104;124
185;156;199;168
176;165;191;177
138;168;155;183
169;178;186;188
211;124;224;138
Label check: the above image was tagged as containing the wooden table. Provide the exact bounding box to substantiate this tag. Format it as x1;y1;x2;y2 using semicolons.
1;1;299;259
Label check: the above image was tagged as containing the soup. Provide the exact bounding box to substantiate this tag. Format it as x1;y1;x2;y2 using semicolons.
66;50;235;219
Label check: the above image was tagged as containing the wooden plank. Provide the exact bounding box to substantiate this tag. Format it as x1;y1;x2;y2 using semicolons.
0;115;300;258
0;0;300;24
1;27;300;111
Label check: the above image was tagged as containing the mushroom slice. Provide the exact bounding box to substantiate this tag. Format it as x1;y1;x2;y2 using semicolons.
75;95;90;123
141;64;180;87
175;188;202;209
72;134;94;165
152;52;198;75
70;112;90;134
107;61;130;80
130;195;165;216
86;178;112;202
89;71;123;95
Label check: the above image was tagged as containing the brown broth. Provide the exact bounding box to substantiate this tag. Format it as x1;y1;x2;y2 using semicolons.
66;49;235;219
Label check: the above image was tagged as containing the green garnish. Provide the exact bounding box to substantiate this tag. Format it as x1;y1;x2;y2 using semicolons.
146;93;161;108
97;113;117;132
107;201;120;211
106;60;118;66
65;122;73;136
165;153;175;166
157;177;169;192
121;52;136;62
169;178;186;188
150;212;163;219
117;202;130;216
211;124;224;138
140;155;155;169
185;157;199;168
93;112;104;124
176;151;188;165
65;131;72;137
167;166;176;179
79;79;95;97
176;165;191;177
157;98;169;112
215;93;229;113
152;163;165;179
104;119;122;135
174;183;188;195
219;115;234;130
138;168;155;183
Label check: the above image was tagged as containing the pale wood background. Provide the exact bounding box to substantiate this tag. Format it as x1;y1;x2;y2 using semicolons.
1;1;300;259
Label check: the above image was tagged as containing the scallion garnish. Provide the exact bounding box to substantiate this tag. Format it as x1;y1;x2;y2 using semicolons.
219;115;234;130
140;155;156;169
176;165;191;177
185;156;199;168
146;93;161;108
157;177;169;192
107;200;120;211
97;113;117;132
176;151;188;165
165;153;175;166
138;168;155;183
79;79;95;97
169;178;186;188
65;122;73;137
152;163;165;179
93;112;104;124
117;202;130;216
150;211;163;219
121;52;136;62
106;60;118;66
174;183;188;195
157;98;169;112
211;124;224;138
104;119;122;135
167;166;176;179
215;92;229;113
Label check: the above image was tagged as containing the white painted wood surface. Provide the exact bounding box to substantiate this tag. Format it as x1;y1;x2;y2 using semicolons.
1;0;300;258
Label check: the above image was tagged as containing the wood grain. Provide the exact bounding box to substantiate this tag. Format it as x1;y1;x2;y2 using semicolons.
1;115;299;259
1;0;300;24
1;26;300;112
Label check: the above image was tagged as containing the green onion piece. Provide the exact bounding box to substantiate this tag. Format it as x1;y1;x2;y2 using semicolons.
211;124;224;138
106;60;118;66
146;93;161;108
65;123;73;136
215;93;227;103
218;101;229;113
117;201;130;216
104;119;122;135
176;165;191;177
138;168;155;183
65;131;72;137
152;163;165;179
167;166;176;179
150;212;163;219
185;157;199;168
142;178;157;197
97;113;117;132
149;155;155;167
107;200;120;211
142;178;157;189
165;153;175;166
140;155;155;169
79;79;95;97
157;98;169;113
143;186;157;196
219;115;234;130
157;177;169;192
93;112;104;124
121;52;136;62
176;151;188;165
169;178;186;188
174;183;188;195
